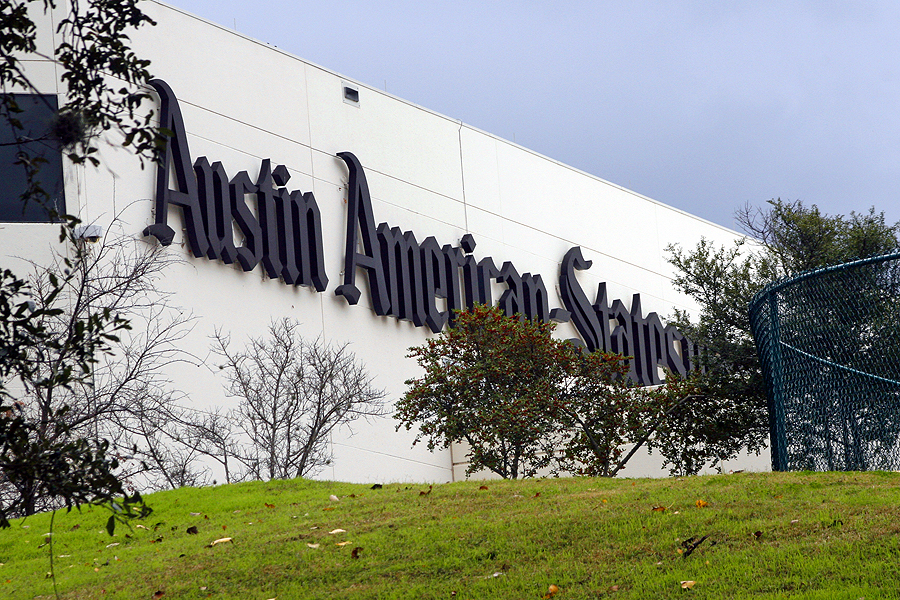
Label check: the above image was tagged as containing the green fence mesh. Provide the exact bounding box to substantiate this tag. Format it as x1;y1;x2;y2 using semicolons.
748;252;900;472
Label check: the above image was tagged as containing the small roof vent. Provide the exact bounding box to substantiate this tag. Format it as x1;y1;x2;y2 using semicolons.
342;82;359;107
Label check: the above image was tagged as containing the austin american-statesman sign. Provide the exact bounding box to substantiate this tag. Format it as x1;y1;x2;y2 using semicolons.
144;79;703;386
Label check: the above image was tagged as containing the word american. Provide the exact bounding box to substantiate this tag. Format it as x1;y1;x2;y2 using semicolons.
144;79;702;385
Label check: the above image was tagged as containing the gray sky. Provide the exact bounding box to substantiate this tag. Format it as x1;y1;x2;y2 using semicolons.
163;0;900;232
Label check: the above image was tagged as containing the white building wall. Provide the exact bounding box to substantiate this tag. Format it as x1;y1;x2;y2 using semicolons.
2;1;768;483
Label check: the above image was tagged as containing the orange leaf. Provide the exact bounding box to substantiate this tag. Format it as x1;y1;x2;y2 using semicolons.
652;506;666;512
695;500;708;508
152;592;165;599
479;485;488;491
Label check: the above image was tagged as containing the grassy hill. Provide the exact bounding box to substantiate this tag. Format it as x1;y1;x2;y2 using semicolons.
2;471;900;599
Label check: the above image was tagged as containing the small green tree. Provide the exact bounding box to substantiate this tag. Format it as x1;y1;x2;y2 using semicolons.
397;304;707;478
396;304;563;479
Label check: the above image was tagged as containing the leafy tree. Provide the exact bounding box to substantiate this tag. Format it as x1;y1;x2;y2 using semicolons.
397;304;563;479
0;0;161;527
397;304;706;478
665;199;900;470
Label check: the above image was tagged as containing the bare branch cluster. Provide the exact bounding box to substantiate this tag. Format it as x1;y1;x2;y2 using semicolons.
196;319;387;482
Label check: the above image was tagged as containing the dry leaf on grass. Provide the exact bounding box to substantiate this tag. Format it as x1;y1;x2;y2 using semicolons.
681;580;696;589
208;537;233;547
336;541;352;547
479;485;488;491
152;591;165;599
652;506;667;512
329;494;340;502
306;543;320;549
351;547;362;559
186;526;198;535
329;528;346;534
695;500;708;508
541;584;560;599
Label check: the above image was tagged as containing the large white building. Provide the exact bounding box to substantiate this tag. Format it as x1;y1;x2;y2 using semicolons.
1;1;766;482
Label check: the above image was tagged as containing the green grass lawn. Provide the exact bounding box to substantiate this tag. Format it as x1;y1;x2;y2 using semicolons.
1;471;900;599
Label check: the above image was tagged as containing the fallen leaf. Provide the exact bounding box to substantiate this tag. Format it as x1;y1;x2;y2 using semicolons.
610;585;620;591
323;507;336;511
419;485;433;496
265;503;275;509
370;484;382;490
306;543;320;549
479;485;489;490
329;529;347;535
533;492;541;498
541;583;560;598
208;537;233;547
221;525;227;531
790;519;800;524
681;580;696;589
105;543;119;548
152;592;165;599
695;500;708;508
186;526;199;535
336;541;352;547
652;506;666;512
136;524;148;530
329;495;340;502
753;531;762;539
492;572;504;578
351;546;362;559
189;512;202;516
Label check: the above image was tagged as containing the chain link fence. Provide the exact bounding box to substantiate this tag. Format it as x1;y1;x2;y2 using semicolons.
749;252;900;472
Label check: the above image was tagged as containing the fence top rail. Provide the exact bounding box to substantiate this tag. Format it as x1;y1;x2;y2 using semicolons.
748;251;900;316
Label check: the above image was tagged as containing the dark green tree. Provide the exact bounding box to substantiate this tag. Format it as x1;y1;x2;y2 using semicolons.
665;199;900;471
0;0;161;527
